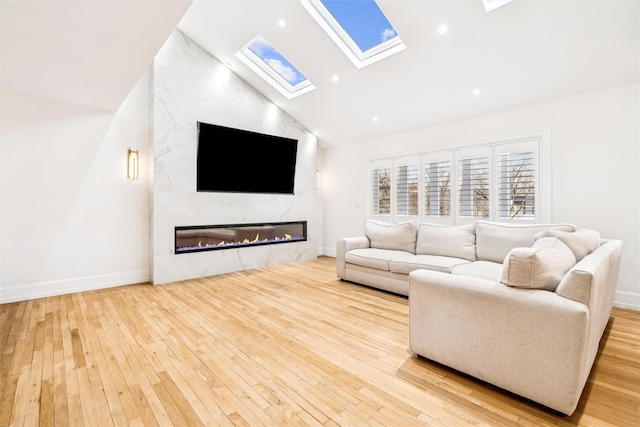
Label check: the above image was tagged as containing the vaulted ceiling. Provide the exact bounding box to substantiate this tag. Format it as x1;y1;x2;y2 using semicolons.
2;0;638;148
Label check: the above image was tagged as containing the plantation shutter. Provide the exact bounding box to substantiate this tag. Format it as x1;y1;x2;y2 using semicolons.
395;157;420;217
423;152;452;221
370;160;392;216
456;147;491;222
496;140;538;221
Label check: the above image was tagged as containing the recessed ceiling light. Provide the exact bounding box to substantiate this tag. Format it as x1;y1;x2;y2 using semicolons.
332;75;339;82
372;116;379;122
278;19;286;28
438;24;448;35
473;88;481;95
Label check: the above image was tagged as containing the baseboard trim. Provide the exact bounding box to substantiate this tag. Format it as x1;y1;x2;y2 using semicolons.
613;290;640;311
322;246;337;257
1;270;150;304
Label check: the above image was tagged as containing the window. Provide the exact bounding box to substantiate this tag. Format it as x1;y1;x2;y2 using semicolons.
368;131;548;225
496;141;538;221
370;161;391;216
424;153;452;220
395;157;419;217
457;147;491;222
301;0;406;69
236;35;315;99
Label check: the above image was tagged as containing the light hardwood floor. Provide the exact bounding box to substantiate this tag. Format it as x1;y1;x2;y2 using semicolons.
1;256;639;426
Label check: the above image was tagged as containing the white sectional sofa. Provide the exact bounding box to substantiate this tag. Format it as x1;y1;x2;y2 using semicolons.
336;220;623;415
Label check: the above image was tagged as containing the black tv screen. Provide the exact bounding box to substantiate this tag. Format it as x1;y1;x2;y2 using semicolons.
196;122;298;194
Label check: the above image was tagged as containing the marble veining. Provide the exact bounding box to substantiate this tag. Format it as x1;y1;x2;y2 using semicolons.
151;30;319;284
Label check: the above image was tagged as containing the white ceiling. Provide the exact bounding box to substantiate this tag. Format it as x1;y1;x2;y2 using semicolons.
2;0;637;148
1;0;192;112
178;0;639;147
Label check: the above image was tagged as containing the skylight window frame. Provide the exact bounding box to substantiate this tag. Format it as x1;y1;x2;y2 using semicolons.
301;0;406;69
236;35;316;100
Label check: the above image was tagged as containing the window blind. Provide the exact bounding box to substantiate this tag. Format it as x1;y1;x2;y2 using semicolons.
424;159;451;218
371;162;391;215
395;158;419;216
458;153;490;219
497;149;536;220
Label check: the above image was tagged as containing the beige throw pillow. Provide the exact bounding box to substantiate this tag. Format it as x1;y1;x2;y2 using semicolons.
364;220;417;253
500;237;576;291
533;229;601;261
416;223;476;261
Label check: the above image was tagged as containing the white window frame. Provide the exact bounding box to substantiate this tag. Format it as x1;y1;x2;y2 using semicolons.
366;129;550;225
236;36;316;100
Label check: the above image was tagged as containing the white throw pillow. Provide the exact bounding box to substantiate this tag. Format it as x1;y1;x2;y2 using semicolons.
533;229;601;262
364;220;417;253
476;221;576;264
416;223;476;261
500;237;576;291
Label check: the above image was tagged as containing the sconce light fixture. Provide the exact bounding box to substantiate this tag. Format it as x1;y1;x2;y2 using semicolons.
316;170;320;189
128;149;139;180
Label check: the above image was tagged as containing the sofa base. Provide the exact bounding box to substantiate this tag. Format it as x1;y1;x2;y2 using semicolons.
344;265;409;296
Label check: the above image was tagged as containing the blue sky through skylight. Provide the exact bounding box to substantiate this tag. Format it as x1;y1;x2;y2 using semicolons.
248;36;308;86
320;0;398;52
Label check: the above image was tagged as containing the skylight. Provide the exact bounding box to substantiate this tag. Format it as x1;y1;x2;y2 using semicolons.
236;35;315;100
301;0;406;69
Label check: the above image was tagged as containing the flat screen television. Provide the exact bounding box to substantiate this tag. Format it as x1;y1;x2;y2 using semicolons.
196;122;298;194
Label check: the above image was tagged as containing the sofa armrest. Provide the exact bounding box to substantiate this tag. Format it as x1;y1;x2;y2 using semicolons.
555;239;623;388
556;239;622;308
409;269;589;415
336;236;370;279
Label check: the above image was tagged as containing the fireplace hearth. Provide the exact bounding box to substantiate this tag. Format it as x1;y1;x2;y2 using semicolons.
175;221;307;254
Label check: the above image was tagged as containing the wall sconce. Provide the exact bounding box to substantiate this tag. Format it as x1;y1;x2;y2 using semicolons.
316;170;320;189
127;149;139;180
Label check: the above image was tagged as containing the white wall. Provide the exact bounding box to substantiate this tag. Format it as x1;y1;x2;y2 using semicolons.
321;83;639;310
151;31;320;284
0;71;152;303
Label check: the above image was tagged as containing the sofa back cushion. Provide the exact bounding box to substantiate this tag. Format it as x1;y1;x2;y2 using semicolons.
533;228;601;262
365;220;417;253
475;221;575;263
416;223;476;261
500;237;576;291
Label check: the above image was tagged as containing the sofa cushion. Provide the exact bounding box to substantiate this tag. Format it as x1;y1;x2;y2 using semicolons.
345;248;413;271
389;255;470;275
365;220;417;253
534;228;601;262
475;221;576;263
500;237;576;291
450;261;503;282
416;223;476;261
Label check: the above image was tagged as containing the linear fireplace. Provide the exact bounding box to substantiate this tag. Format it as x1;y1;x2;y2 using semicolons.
175;221;307;254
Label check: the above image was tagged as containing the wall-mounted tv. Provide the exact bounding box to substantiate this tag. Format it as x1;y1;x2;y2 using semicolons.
196;122;298;194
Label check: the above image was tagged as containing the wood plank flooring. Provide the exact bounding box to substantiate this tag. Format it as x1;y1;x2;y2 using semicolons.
1;256;639;426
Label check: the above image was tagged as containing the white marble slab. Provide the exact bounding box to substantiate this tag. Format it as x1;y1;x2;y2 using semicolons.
151;30;319;284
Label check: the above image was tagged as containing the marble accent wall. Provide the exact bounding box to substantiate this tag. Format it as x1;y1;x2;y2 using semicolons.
151;30;319;284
